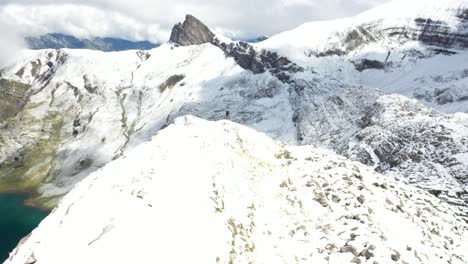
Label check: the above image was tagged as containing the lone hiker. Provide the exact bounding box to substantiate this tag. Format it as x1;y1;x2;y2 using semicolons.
225;110;230;119
13;157;24;169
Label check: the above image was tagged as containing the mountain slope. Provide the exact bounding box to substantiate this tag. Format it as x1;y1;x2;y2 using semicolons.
25;33;159;51
0;0;467;213
4;116;468;264
259;0;468;113
257;0;468;210
0;43;295;206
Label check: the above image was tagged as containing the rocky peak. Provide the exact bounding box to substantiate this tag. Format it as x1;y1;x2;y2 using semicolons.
169;14;215;46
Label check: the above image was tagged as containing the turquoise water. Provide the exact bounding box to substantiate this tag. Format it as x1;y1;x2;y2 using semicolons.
0;194;48;262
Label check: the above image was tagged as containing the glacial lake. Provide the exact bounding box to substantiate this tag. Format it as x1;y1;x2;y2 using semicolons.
0;193;48;262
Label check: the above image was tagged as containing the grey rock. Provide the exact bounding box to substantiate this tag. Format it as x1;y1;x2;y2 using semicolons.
359;248;375;260
340;245;358;256
169;15;215;46
26;254;37;264
332;195;341;203
353;59;385;72
255;35;269;42
391;251;401;261
158;75;185;93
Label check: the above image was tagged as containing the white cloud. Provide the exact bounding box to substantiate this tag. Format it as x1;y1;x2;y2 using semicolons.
0;0;391;43
0;4;169;43
0;20;25;68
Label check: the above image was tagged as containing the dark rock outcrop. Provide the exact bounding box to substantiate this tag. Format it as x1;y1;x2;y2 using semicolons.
169;15;215;46
412;18;468;49
255;36;268;42
353;59;386;72
213;39;303;82
158;75;185;93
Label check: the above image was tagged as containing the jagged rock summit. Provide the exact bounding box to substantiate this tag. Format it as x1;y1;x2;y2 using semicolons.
169;14;215;46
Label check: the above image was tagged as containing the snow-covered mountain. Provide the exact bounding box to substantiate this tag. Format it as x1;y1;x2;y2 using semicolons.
259;0;468;210
5;116;468;264
259;0;468;112
0;0;467;215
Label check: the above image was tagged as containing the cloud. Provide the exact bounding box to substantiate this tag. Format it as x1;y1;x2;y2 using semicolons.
0;0;391;43
0;4;168;43
0;20;25;68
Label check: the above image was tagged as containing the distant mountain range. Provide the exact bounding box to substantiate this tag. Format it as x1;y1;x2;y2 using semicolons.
25;33;159;51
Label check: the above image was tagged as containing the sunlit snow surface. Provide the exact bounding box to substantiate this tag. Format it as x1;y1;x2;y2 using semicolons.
5;116;468;264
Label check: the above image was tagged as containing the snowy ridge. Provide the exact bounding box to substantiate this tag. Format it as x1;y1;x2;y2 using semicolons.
4;116;468;264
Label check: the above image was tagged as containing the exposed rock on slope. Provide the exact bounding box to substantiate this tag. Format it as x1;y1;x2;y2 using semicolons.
0;79;30;121
287;76;468;211
256;0;468;211
261;0;468;55
169;15;215;46
213;39;303;82
342;95;468;210
5;117;468;264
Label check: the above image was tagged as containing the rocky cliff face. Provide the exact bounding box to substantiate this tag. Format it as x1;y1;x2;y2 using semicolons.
169;15;215;46
287;1;468;55
333;15;468;54
213;39;303;82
